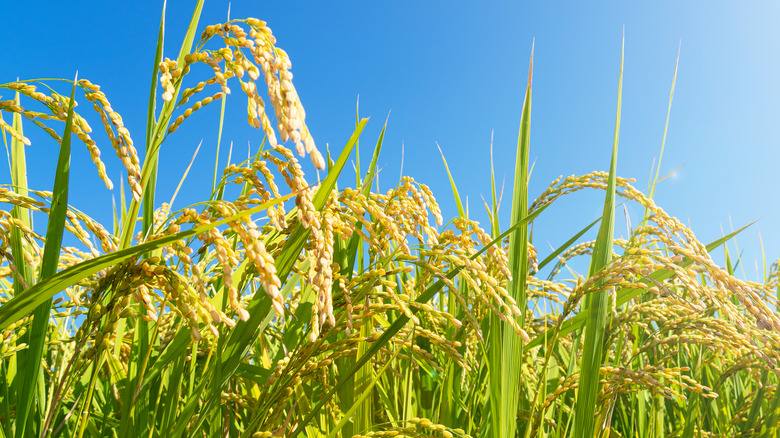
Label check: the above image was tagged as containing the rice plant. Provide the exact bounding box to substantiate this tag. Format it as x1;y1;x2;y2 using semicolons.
1;3;779;438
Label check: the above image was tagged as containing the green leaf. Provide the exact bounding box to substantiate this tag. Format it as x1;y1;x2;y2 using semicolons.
494;41;533;438
573;34;622;438
118;0;205;250
16;76;76;438
436;142;465;218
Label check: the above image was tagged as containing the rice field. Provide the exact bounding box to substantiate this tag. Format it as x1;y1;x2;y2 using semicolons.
1;3;779;438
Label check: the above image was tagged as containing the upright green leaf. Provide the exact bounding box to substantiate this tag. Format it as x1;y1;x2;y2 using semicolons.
487;42;533;438
8;90;36;438
17;76;76;438
648;42;680;202
118;0;205;250
436;143;465;218
574;33;623;438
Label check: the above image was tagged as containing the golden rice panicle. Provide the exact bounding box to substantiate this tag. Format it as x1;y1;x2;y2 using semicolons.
451;217;529;339
0;99;25;114
245;19;324;169
195;203;250;321
235;215;285;317
2;81;128;194
63;210;99;257
532;170;780;336
417;182;444;227
162;19;325;170
79;78;142;200
265;145;318;230
225;160;289;232
167;91;224;134
308;208;336;340
0;115;31;146
159;58;178;102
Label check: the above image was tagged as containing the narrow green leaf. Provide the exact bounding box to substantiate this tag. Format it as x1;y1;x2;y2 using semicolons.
488;131;500;237
362;114;388;195
436;142;465;218
327;332;410;438
574;34;623;438
539;216;601;275
496;41;533;438
16;76;76;438
8;90;37;438
648;42;680;201
118;0;205;250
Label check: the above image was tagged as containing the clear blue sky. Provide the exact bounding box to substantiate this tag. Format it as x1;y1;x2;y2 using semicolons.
4;1;779;281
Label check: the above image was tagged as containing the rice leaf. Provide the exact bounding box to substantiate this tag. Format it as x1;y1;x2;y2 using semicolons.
327;332;411;438
648;42;680;201
14;76;76;438
118;0;205;250
8;91;36;438
497;41;533;438
574;34;623;437
436;142;465;218
539;216;601;275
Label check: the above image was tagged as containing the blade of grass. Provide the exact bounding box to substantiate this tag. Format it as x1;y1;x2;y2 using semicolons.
145;0;166;157
20;76;76;438
488;131;500;236
539;216;601;275
211;87;227;199
8;90;36;438
335;118;386;437
573;33;623;438
436;142;465;218
436;139;471;427
327;332;411;438
648;42;680;201
168;140;201;209
118;0;204;250
496;41;533;438
362;114;388;195
130;26;169;424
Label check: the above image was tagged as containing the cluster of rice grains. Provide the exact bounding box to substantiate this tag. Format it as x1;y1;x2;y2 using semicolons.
519;171;780;434
348;417;470;438
242;175;524;432
161;18;324;170
1;80;142;199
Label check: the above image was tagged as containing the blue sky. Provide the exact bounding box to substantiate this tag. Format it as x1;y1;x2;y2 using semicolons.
4;1;779;281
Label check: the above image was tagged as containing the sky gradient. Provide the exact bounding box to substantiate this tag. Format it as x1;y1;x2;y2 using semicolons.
4;1;779;281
